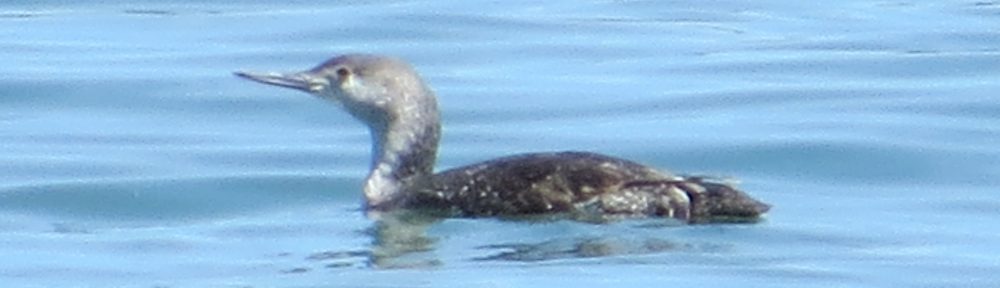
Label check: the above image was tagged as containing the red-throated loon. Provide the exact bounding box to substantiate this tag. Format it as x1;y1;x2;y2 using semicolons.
235;54;770;223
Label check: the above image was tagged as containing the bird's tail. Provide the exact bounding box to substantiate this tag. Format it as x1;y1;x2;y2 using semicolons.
675;176;771;223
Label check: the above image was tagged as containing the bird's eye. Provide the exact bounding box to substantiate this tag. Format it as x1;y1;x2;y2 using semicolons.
336;67;351;78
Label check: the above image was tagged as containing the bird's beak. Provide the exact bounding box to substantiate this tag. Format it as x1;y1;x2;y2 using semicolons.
233;70;327;93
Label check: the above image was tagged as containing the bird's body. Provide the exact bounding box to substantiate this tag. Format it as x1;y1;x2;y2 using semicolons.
235;54;770;223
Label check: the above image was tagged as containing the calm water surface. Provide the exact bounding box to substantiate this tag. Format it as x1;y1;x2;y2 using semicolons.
2;1;1000;287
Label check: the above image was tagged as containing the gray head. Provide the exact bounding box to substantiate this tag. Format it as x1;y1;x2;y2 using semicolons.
235;54;441;208
235;54;436;128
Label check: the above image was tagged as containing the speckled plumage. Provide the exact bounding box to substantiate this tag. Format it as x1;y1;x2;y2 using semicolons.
413;152;679;215
235;54;770;223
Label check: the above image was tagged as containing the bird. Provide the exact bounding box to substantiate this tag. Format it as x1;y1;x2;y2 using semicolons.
235;54;770;224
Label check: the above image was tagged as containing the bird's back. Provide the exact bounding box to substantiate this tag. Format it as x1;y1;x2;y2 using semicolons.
406;151;678;216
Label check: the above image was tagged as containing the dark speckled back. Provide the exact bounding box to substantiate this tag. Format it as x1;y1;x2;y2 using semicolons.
408;151;677;216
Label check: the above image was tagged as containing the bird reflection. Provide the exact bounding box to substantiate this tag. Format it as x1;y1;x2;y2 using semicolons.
474;236;681;262
287;210;742;270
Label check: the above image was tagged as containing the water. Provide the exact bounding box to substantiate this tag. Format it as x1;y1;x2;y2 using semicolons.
2;0;999;287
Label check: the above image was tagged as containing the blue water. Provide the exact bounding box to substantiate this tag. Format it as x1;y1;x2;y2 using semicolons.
2;1;1000;287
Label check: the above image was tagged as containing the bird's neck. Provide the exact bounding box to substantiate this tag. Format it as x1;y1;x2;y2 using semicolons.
363;109;440;208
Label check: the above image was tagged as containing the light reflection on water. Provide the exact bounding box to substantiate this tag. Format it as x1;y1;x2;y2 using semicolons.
1;1;999;287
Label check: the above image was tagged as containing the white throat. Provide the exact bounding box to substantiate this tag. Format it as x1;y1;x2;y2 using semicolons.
360;103;440;208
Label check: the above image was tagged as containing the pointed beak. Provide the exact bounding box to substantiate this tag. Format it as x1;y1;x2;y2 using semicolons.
233;70;327;93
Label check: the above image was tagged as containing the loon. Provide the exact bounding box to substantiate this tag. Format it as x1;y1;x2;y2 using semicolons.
235;54;770;223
